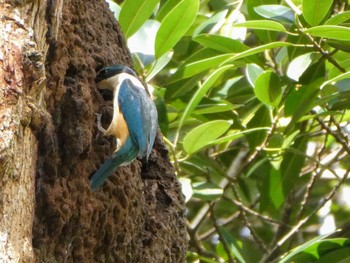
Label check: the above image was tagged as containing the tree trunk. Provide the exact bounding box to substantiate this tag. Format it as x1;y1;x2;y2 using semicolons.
0;1;187;262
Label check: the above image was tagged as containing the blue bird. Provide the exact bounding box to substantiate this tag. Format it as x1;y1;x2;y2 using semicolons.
90;65;158;190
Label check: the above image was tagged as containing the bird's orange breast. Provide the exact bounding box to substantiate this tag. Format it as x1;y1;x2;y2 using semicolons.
105;109;129;151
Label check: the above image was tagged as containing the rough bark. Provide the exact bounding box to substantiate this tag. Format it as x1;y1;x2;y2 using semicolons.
0;1;47;261
0;0;187;262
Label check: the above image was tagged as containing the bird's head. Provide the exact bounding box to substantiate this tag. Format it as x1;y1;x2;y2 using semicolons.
96;65;138;91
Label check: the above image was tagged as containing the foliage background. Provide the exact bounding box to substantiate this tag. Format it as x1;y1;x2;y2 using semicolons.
109;0;350;262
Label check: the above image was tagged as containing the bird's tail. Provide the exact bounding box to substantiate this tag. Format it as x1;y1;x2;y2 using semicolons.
90;137;138;191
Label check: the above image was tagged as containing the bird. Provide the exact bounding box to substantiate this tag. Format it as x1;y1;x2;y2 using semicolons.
90;64;158;191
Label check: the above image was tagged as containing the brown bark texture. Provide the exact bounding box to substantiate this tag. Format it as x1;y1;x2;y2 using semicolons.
0;0;187;262
0;0;47;261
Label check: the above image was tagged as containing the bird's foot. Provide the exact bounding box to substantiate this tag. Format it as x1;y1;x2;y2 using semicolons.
95;113;107;134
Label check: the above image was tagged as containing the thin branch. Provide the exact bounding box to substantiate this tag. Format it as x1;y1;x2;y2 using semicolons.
224;196;290;228
231;185;269;253
315;114;350;155
295;17;346;73
209;205;237;263
260;165;350;262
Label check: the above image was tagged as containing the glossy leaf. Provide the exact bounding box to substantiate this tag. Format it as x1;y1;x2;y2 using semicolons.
155;0;199;58
192;182;223;201
321;71;350;89
193;34;249;53
246;106;272;148
317;248;350;263
209;127;271;145
119;0;159;38
193;10;228;37
281;136;307;196
183;120;232;154
254;71;282;107
193;103;237;115
178;65;234;132
246;63;264;87
284;83;320;133
146;51;173;81
268;168;284;209
235;20;286;32
254;5;295;23
302;0;333;26
325;11;350;25
166;74;206;99
247;0;278;43
170;53;233;82
304;26;350;41
280;235;343;263
219;228;246;263
223;42;292;64
287;52;314;81
156;0;178;21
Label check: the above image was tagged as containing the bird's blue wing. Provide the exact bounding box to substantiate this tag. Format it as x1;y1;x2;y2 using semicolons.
118;79;157;157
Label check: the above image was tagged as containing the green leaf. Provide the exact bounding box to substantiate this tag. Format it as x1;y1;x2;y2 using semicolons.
281;136;307;196
193;103;237;115
287;52;314;81
254;5;295;23
156;0;179;21
146;51;173;81
268;168;285;209
193;34;249;53
246;63;264;87
325;11;350;25
192;182;223;201
300;238;350;258
166;74;205;99
209;127;271;145
285;83;320;133
193;10;228;37
183;120;232;154
223;42;292;64
219;228;246;263
235;20;286;32
119;0;159;38
171;53;234;82
304;26;350;41
177;65;234;133
280;234;338;263
151;86;169;135
246;106;272;148
317;247;350;263
254;71;282;107
247;0;278;43
302;0;333;26
321;71;350;89
155;0;199;58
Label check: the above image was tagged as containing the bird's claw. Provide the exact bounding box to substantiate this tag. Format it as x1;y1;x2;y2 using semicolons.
95;113;107;134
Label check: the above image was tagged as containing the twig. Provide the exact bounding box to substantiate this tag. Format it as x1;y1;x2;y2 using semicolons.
224;196;290;227
209;205;237;263
231;185;269;253
260;165;350;262
295;17;346;73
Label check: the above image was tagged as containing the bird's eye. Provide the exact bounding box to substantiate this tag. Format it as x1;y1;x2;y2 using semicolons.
99;69;107;76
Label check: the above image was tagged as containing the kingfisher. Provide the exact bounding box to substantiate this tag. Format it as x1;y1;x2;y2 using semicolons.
90;65;158;190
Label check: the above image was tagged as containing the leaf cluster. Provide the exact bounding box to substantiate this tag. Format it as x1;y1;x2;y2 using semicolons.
108;0;350;262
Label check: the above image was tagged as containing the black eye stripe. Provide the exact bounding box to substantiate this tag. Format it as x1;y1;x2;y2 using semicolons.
96;65;138;83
